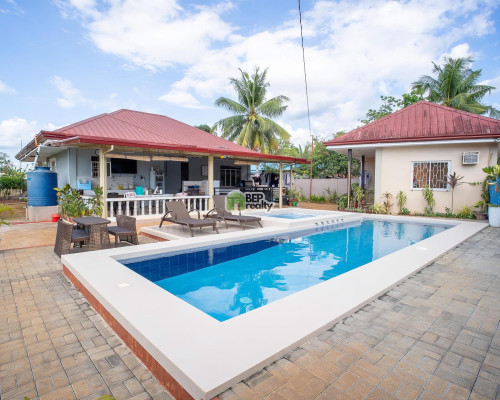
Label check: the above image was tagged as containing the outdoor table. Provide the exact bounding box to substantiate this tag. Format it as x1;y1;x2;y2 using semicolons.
73;216;111;251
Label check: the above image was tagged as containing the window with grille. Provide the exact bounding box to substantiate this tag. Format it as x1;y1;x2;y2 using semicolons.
411;161;450;190
91;156;111;178
220;166;241;187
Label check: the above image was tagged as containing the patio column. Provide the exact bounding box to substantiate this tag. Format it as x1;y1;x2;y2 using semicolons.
361;155;366;190
347;149;352;208
374;148;382;203
279;161;283;209
208;155;214;210
99;146;108;217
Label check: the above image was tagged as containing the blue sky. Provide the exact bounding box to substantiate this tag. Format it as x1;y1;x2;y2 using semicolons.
1;0;499;160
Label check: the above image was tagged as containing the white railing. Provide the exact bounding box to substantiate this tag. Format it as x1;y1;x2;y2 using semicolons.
83;195;211;217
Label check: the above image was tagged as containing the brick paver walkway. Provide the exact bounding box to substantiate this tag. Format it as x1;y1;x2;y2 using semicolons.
0;227;499;400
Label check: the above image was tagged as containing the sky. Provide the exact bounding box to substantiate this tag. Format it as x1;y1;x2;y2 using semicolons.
1;0;500;161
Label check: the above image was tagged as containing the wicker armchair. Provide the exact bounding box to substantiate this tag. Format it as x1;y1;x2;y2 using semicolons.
107;215;138;247
54;219;90;257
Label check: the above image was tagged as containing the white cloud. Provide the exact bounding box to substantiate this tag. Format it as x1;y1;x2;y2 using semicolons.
0;118;57;160
58;0;500;139
50;76;136;111
56;0;234;70
50;76;86;108
0;80;16;94
441;43;473;60
0;0;24;15
158;87;207;109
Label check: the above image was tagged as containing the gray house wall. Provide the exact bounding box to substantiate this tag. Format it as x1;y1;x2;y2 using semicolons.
51;149;250;193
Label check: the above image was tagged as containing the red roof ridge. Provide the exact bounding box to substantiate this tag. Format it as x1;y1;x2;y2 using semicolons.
324;100;500;146
107;109;209;140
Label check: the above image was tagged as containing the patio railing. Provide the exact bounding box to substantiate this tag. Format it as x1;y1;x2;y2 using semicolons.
82;195;211;217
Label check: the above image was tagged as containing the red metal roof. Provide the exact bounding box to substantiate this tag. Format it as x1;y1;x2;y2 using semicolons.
27;109;307;163
324;101;500;147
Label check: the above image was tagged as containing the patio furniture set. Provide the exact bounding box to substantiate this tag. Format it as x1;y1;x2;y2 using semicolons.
54;214;138;257
54;195;262;256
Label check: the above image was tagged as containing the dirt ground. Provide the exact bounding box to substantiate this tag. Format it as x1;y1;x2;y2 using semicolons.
0;200;27;222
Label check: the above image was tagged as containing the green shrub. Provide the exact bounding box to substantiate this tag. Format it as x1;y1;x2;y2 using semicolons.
456;205;475;219
323;188;338;203
400;207;410;215
337;193;348;209
310;195;326;203
422;185;435;214
396;191;407;214
0;204;13;226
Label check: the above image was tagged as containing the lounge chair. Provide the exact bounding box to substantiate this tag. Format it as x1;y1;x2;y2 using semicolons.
54;219;90;257
159;201;219;237
205;195;262;230
107;215;138;247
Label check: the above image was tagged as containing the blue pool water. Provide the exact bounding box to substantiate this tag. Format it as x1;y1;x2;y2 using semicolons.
264;213;317;219
121;220;448;322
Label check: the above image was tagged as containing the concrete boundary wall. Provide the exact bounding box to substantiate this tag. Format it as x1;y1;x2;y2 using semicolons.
292;178;349;197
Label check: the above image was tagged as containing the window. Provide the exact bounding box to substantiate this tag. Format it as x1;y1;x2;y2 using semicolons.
220;166;241;187
49;158;56;172
411;161;449;190
91;156;111;178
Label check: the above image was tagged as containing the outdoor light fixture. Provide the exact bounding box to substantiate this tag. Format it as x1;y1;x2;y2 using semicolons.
106;153;151;161
234;160;257;166
151;156;189;162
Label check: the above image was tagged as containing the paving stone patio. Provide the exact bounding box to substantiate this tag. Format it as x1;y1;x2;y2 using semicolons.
1;227;499;399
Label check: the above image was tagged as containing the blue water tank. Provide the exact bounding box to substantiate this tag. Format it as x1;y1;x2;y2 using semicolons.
490;179;500;205
27;166;58;206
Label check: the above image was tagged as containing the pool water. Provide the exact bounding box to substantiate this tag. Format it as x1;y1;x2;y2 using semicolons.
263;213;317;219
122;220;448;322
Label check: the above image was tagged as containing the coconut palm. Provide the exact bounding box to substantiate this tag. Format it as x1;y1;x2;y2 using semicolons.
212;67;291;153
412;57;499;118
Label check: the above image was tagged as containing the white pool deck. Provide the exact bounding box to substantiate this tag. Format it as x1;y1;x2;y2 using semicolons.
61;212;487;399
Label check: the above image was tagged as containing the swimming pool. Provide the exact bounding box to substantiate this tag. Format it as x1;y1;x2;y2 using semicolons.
122;220;447;322
62;215;485;399
255;212;317;219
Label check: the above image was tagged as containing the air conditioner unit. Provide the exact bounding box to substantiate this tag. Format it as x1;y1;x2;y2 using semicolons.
462;151;479;165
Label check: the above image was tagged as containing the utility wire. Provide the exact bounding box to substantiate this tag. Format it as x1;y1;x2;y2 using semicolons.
298;0;312;135
298;0;314;197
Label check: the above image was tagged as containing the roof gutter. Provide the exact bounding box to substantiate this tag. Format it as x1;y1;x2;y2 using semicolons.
325;137;500;150
40;133;309;164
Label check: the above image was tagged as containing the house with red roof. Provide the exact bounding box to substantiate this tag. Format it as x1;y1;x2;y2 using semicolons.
324;101;500;213
16;110;307;218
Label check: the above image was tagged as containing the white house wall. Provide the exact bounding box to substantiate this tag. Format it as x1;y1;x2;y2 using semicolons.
379;143;497;213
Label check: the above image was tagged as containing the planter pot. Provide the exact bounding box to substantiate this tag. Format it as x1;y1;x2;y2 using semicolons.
473;212;488;220
488;206;500;227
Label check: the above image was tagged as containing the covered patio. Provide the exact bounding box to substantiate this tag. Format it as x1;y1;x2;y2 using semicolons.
16;109;308;218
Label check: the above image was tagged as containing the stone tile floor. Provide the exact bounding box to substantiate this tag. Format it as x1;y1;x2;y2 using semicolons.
1;227;499;400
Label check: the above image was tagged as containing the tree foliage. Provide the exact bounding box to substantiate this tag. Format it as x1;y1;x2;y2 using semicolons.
212;67;290;153
360;91;423;124
412;57;499;118
194;124;212;133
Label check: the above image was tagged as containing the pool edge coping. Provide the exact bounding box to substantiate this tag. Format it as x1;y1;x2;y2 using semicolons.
62;215;487;399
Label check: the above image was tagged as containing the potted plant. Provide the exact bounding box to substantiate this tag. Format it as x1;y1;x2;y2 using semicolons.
473;201;488;220
54;184;86;221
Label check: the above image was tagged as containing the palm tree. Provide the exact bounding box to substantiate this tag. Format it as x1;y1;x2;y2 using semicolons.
412;57;499;118
212;67;291;153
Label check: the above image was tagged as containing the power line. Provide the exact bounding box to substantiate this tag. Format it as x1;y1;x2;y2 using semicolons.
298;0;314;197
298;0;312;135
